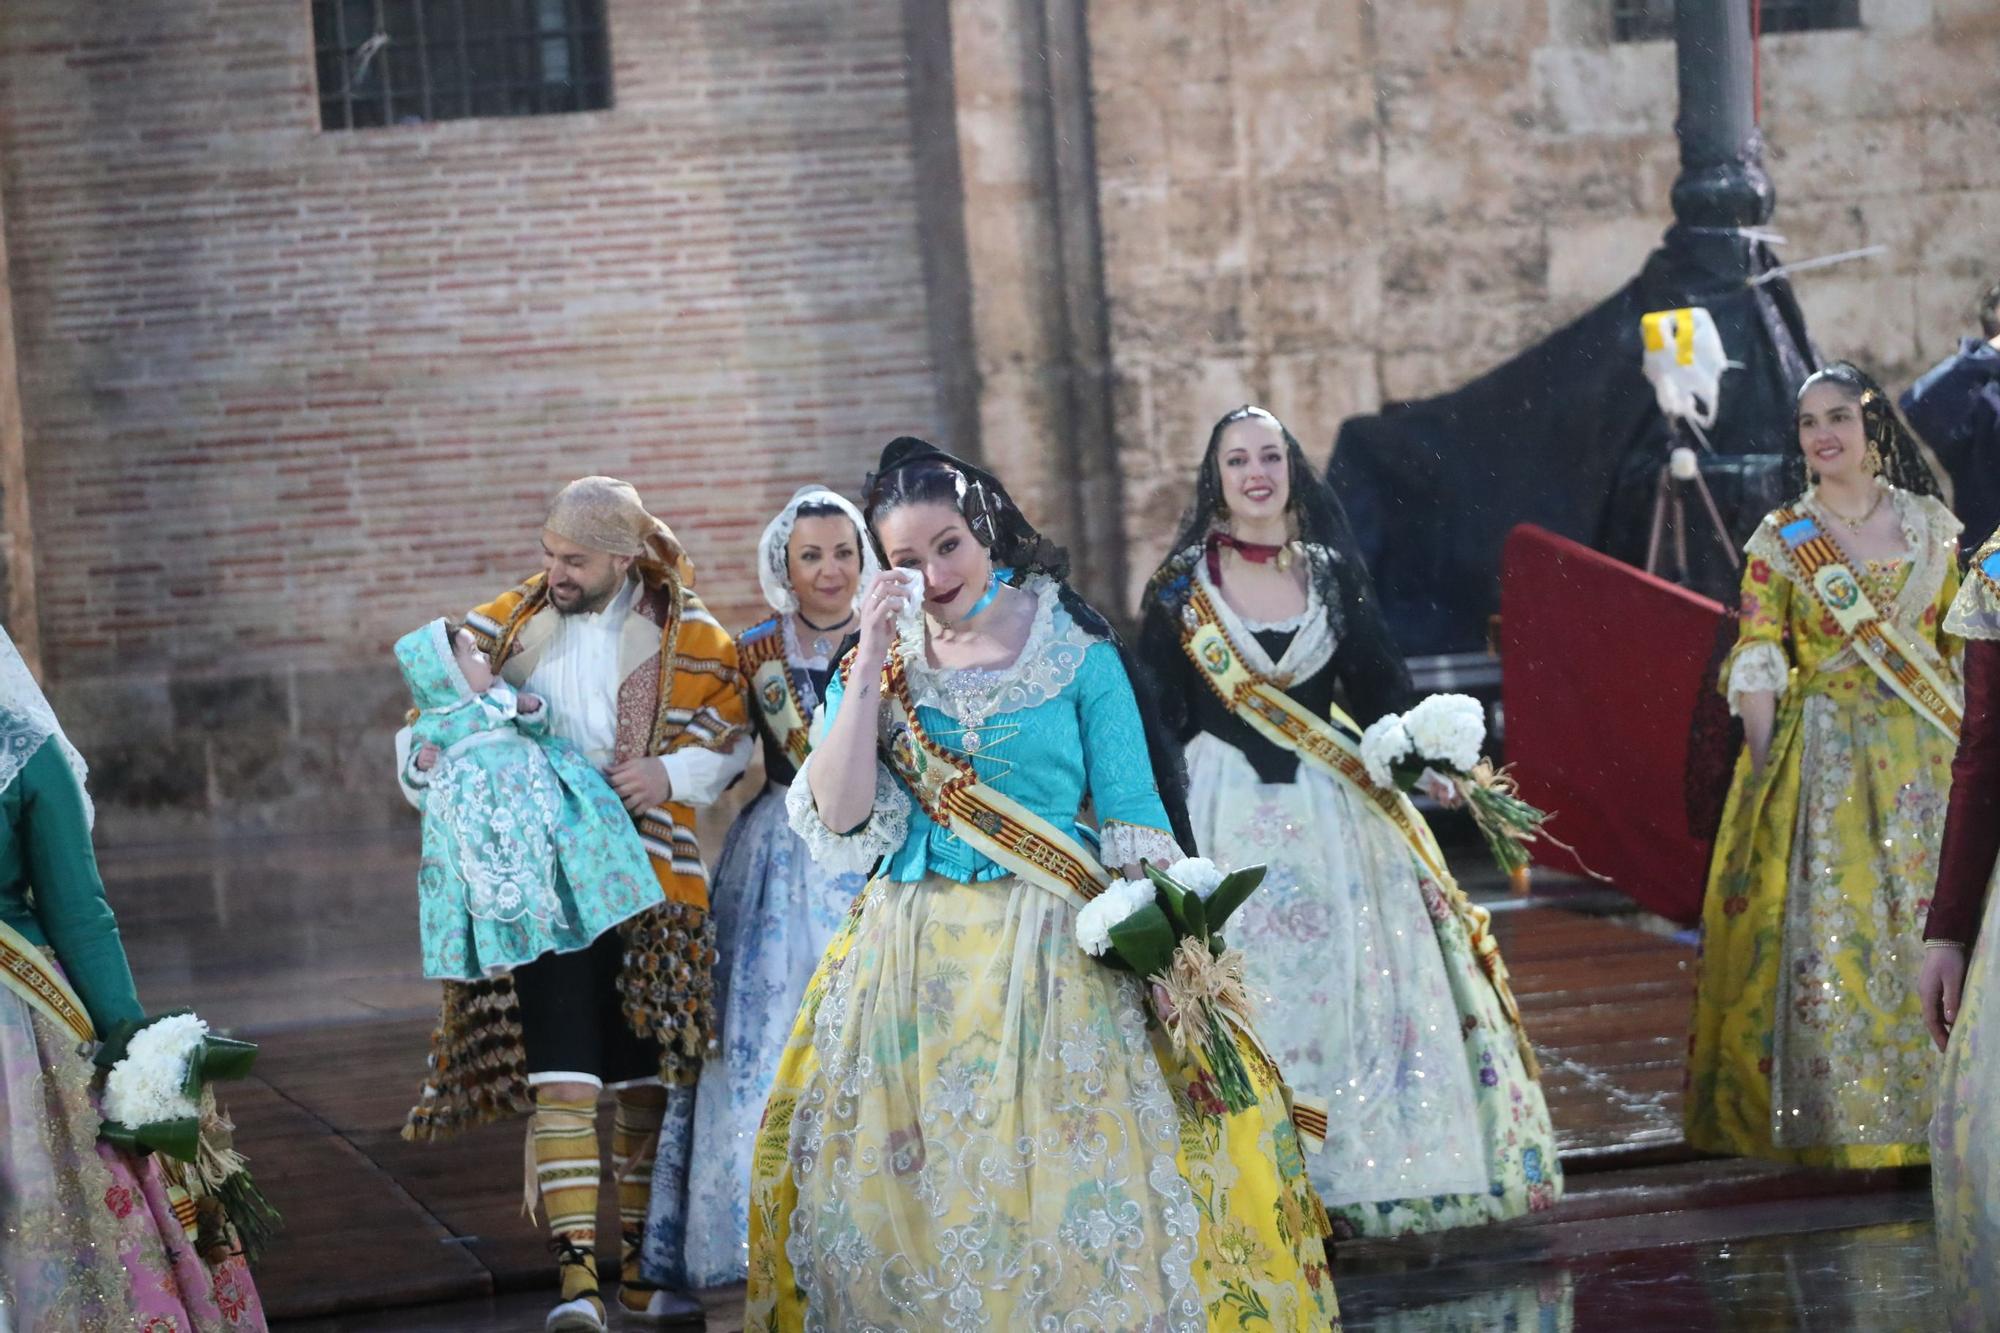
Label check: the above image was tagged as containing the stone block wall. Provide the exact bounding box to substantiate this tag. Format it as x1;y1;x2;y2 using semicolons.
0;0;939;839
1090;0;2000;604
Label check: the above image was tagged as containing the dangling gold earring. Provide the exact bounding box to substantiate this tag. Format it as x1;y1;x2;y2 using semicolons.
1864;439;1884;477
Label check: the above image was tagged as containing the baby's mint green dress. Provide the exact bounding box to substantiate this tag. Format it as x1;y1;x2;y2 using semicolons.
396;619;661;980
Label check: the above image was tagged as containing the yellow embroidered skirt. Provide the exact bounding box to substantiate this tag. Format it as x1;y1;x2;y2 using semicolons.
1932;864;2000;1331
746;872;1337;1331
1686;665;1949;1164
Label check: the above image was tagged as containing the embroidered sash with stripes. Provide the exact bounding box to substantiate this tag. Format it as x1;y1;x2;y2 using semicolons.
1770;505;1961;742
1979;542;2000;591
0;918;96;1043
873;642;1329;1148
878;645;1112;909
1946;534;2000;643
740;619;811;771
1175;581;1540;1078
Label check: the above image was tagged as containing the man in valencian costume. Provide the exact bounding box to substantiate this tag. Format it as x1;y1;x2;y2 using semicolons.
397;477;751;1331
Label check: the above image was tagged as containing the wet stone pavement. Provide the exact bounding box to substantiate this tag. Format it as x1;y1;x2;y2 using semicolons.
273;1215;1943;1332
99;827;1954;1332
1337;1216;1941;1331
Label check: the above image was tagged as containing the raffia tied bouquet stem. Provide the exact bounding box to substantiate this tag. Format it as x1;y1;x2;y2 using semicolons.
1073;856;1266;1113
1358;692;1555;876
96;1009;282;1263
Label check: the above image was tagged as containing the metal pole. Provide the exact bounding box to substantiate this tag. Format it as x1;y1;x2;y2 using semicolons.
1670;0;1774;230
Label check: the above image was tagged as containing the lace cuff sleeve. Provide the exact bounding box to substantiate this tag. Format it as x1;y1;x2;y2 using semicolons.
1726;641;1790;716
785;752;910;875
1100;821;1182;870
1946;562;2000;643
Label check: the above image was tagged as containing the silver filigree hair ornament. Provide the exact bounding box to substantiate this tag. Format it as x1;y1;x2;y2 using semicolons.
1213;403;1282;435
1796;365;1880;411
755;485;877;615
961;474;1000;545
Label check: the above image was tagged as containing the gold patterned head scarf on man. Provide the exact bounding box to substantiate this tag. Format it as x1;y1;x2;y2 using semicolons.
543;476;694;586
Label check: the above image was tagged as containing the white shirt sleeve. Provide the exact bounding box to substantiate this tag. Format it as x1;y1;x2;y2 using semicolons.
657;734;754;808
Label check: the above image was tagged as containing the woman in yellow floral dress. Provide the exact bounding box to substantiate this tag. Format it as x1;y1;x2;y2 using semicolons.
747;438;1336;1331
1687;362;1962;1165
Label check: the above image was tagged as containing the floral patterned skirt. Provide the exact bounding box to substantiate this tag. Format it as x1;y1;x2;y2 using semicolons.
0;985;266;1333
1186;735;1561;1238
664;786;864;1290
744;872;1337;1331
1932;862;2000;1331
1687;671;1949;1164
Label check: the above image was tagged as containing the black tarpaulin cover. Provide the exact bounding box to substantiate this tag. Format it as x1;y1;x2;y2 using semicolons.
1328;226;1814;657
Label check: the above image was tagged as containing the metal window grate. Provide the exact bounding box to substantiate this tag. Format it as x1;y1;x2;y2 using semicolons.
313;0;611;131
1612;0;1861;43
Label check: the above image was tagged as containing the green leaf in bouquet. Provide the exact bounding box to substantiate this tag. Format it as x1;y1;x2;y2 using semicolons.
92;1015;143;1070
1202;865;1266;931
1106;901;1178;979
194;1034;259;1085
1391;759;1431;791
1140;859;1189;916
1141;860;1206;938
1178;891;1209;943
99;1114;202;1163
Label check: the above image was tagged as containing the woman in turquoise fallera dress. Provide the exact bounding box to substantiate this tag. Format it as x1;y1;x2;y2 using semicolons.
0;626;268;1331
744;439;1337;1332
648;487;874;1290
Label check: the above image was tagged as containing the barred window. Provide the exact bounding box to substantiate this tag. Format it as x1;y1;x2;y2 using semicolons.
1612;0;1861;43
313;0;612;131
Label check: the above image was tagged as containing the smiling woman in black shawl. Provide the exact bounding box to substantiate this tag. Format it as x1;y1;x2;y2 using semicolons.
1138;405;1562;1241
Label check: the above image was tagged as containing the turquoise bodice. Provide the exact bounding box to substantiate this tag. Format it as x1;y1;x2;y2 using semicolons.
801;581;1178;883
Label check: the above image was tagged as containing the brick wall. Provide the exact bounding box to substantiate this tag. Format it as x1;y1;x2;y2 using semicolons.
1089;0;2000;603
0;0;938;839
8;0;1997;841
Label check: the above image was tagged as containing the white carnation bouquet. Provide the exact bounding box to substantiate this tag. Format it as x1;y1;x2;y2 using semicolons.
1359;693;1554;878
1074;856;1266;1112
97;1010;281;1263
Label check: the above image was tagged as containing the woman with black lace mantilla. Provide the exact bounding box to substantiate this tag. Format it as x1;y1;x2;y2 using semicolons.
1138;405;1561;1240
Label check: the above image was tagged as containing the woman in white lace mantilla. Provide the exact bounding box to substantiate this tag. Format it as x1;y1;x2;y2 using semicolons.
747;437;1338;1331
1137;406;1560;1240
647;486;875;1291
